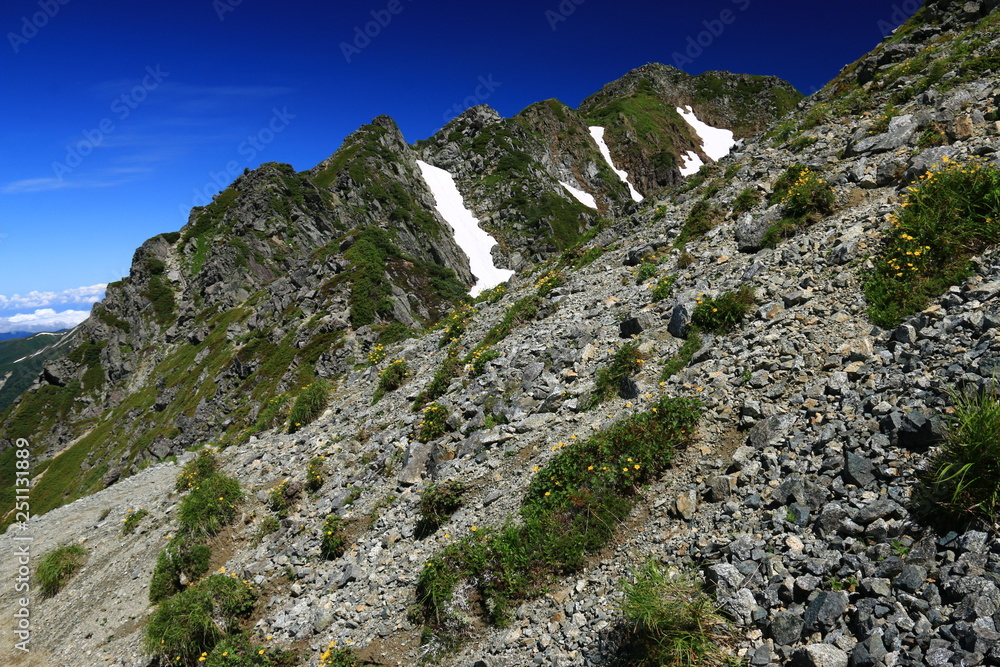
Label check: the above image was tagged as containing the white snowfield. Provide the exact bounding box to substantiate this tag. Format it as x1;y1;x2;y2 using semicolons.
559;180;598;209
416;160;515;297
679;150;705;177
676;105;737;163
588;126;644;202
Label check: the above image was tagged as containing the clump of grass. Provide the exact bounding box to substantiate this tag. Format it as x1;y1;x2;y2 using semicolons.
768;164;808;206
416;396;701;632
416;480;467;538
925;387;1000;524
306;457;325;492
691;287;755;333
475;283;507;304
373;359;409;403
618;562;733;667
418;403;450;442
779;167;834;220
413;344;463;411
36;544;87;597
149;538;212;603
179;472;243;538
318;644;362;667
320;515;347;559
466;347;499;378
176;450;218;492
251;516;281;547
268;480;296;518
660;330;704;381
864;158;1000;328
122;508;150;535
535;270;565;297
787;135;819;153
288;379;330;433
588;342;645;409
651;274;677;301
635;262;658;284
439;304;476;348
675;201;723;247
143;574;257;665
731;187;761;214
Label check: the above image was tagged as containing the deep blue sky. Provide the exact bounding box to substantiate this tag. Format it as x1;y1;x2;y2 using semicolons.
0;0;915;332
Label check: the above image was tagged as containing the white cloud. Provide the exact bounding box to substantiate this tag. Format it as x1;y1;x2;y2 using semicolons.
0;285;106;310
2;177;128;194
0;309;90;334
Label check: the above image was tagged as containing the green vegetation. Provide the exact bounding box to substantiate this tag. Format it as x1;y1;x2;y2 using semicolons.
692;287;755;334
636;262;658;284
439;304;476;348
418;403;450;441
467;347;499;378
178;472;243;537
344;227;401;328
660;331;704;381
924;388;1000;524
320;515;348;559
618;562;733;667
675;200;724;247
268;480;296;518
149;539;212;603
761;166;834;247
415;480;467;538
202;634;297;667
373;359;409;403
288;379;330;433
732;188;761;214
588;342;645;409
36;544;87;597
413;345;463;411
307;457;325;492
864;159;1000;328
317;646;362;667
122;508;150;535
651;274;677;301
787;135;819;153
144;574;257;666
535;270;565;297
416;396;701;633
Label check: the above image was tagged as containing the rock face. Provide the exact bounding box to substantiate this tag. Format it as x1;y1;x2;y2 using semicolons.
3;3;1000;667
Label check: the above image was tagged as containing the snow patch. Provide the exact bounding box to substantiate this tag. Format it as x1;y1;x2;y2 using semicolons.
559;181;597;209
416;160;514;297
676;106;736;162
679;151;704;177
588;126;643;202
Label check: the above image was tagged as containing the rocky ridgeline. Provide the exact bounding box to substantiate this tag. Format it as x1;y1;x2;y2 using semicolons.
3;1;1000;666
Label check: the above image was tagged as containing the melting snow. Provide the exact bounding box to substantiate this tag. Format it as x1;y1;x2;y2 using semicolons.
588;126;644;202
679;151;705;177
559;181;597;209
416;160;515;297
676;106;736;162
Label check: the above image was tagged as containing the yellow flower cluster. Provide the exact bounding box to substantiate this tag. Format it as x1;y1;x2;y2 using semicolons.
367;343;386;365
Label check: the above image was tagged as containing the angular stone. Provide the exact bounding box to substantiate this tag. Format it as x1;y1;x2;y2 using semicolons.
804;590;849;632
675;489;697;521
843;452;876;488
748;413;796;449
667;302;694;338
771;610;805;645
792;644;849;667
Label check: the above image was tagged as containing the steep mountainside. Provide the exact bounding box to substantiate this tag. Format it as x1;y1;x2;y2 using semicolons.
0;332;72;412
8;3;1000;665
0;65;797;527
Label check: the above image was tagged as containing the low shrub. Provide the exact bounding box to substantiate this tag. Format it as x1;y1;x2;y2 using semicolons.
651;274;677;302
268;480;296;518
731;187;761;214
373;360;409;403
439;304;476;348
466;347;499;378
416;480;467;538
588;342;645;409
617;562;733;667
320;515;347;559
779;167;834;219
691;287;754;333
416;396;701;630
367;343;387;365
318;645;362;667
288;379;330;433
635;262;658;284
36;544;87;597
306;457;325;492
864;158;1000;328
144;574;257;665
122;508;150;535
149;538;212;603
535;270;565;297
418;403;450;442
204;633;297;666
675;200;723;246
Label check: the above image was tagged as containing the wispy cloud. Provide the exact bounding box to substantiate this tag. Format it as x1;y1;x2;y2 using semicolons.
0;309;90;334
0;285;106;310
2;176;129;194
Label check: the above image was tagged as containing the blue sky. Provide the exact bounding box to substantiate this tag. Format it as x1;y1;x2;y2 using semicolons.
0;0;916;333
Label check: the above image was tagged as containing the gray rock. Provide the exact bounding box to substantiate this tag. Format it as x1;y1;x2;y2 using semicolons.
804;590;849;632
667;302;694;338
843;452;876;488
792;644;849;667
748;413;796;449
771;610;805;645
